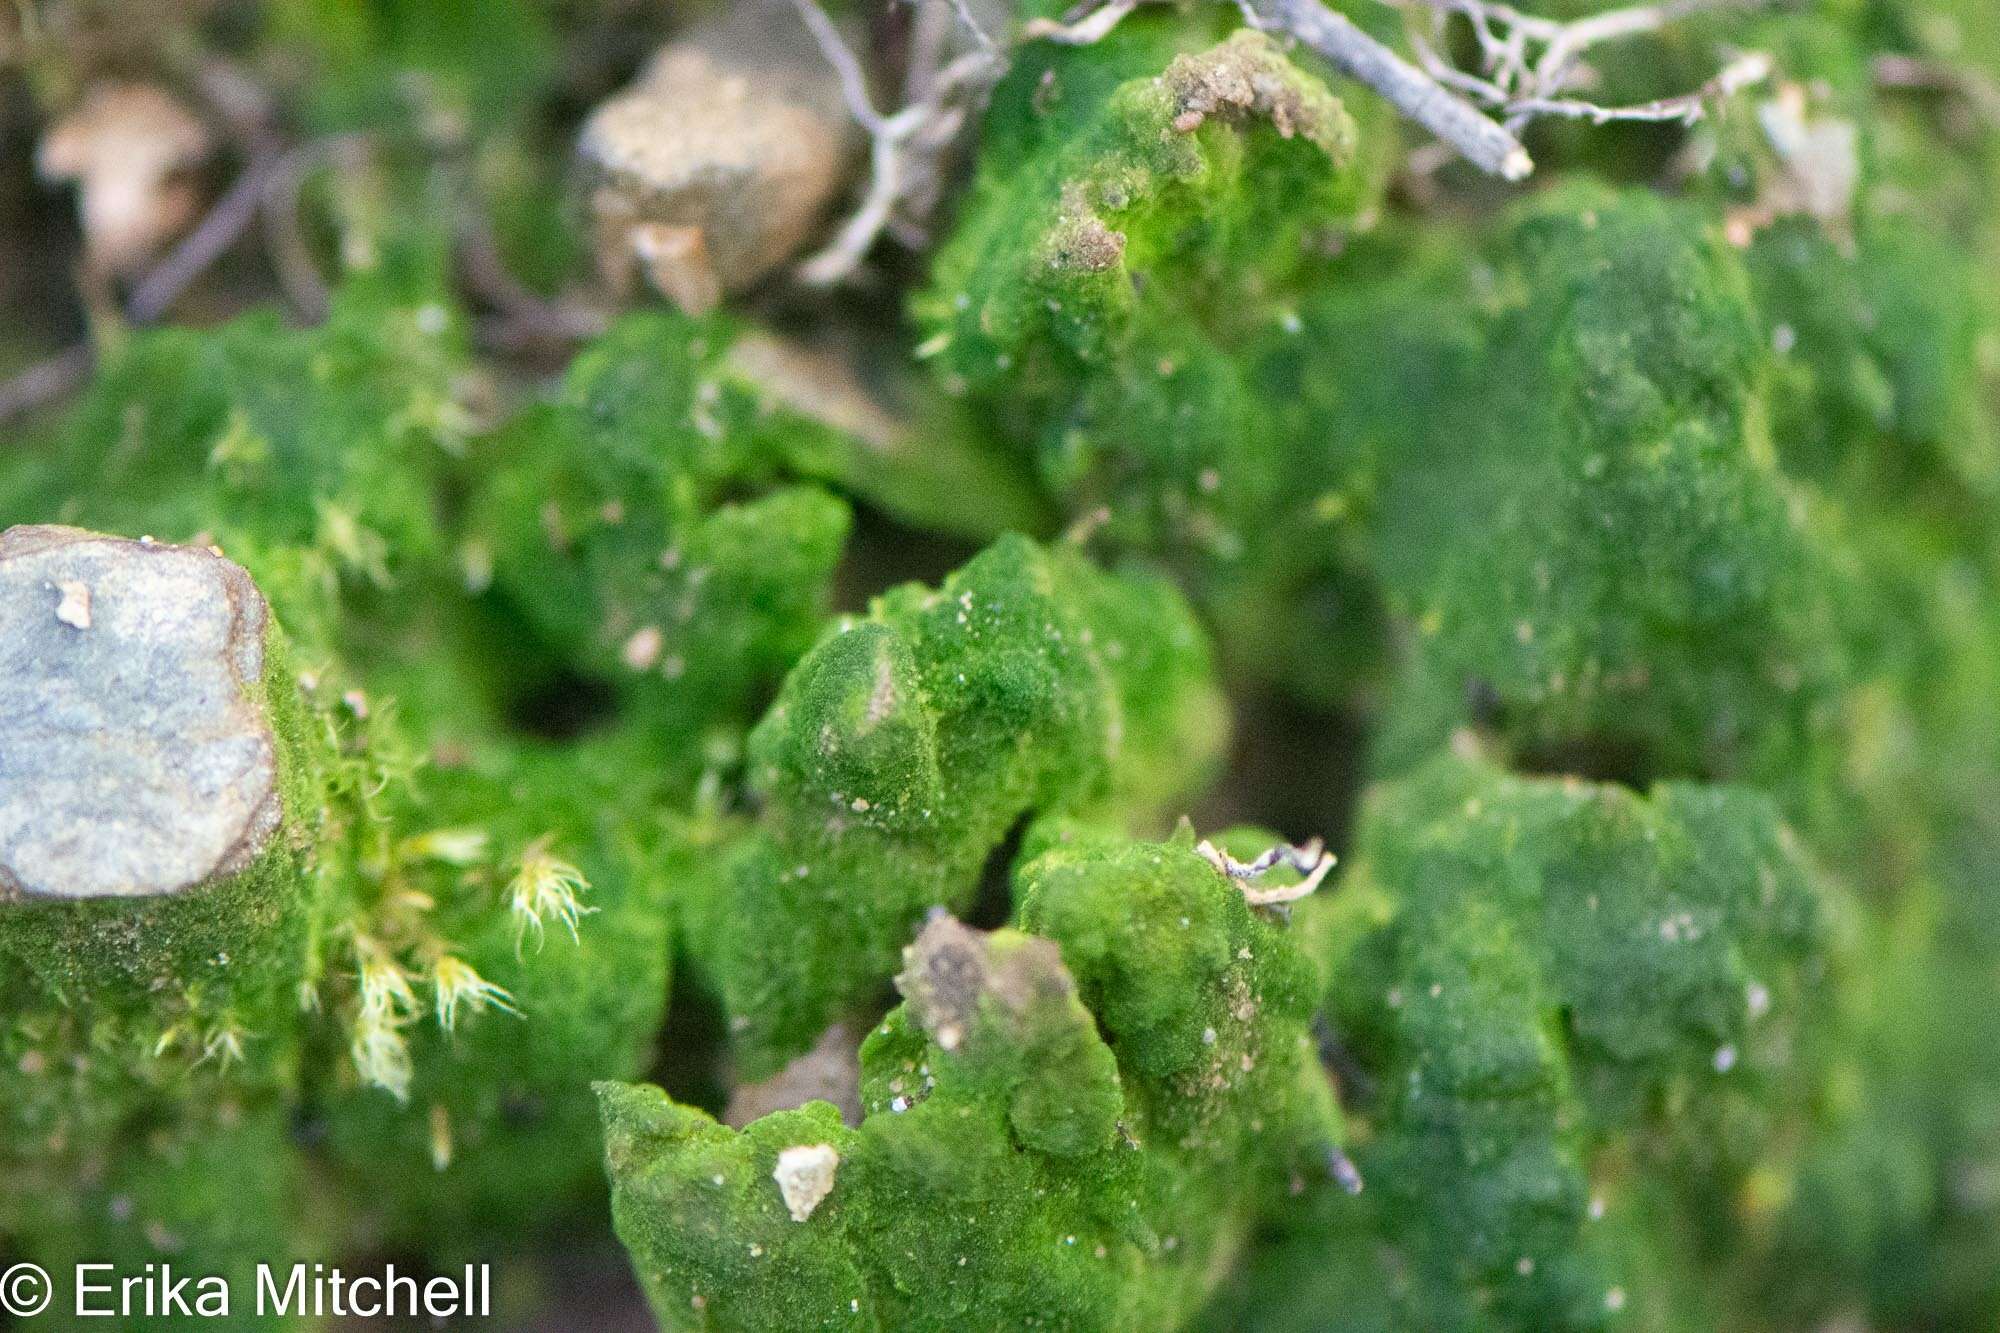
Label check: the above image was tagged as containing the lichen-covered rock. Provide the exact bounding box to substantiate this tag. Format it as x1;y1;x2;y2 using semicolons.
0;529;323;1325
679;533;1227;1075
603;820;1346;1331
0;527;288;900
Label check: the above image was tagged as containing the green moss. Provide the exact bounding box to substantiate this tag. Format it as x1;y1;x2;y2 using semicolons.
1373;186;1851;795
604;820;1344;1330
914;18;1394;701
681;533;1226;1075
1287;751;1848;1331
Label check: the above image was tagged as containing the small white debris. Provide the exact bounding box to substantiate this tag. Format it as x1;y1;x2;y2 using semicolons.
54;580;92;629
1746;982;1771;1020
1713;1044;1738;1073
622;626;665;671
1605;1286;1627;1313
773;1143;840;1222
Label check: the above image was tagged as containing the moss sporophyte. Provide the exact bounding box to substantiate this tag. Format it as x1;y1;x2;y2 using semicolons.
3;0;1999;1329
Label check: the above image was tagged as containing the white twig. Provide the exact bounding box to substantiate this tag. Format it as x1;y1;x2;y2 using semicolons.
1252;0;1534;179
1383;0;1772;139
947;0;997;50
1502;50;1770;129
1023;0;1150;45
1531;0;1744;91
788;0;890;134
791;0;1006;284
1196;837;1336;907
797;0;1763;271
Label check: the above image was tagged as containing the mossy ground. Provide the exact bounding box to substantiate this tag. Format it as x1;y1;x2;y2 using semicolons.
2;0;1998;1328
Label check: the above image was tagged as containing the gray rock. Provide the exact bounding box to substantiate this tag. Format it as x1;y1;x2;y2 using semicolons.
0;526;280;900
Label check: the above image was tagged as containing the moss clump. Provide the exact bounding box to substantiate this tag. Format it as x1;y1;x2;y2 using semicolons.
914;17;1396;701
604;820;1345;1330
1250;752;1848;1331
681;533;1227;1075
1368;187;1850;795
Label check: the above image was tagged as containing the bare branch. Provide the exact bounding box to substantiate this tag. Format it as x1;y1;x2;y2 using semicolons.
1023;0;1151;46
1874;52;2000;126
1379;0;1776;148
946;0;997;51
1532;0;1749;91
787;0;891;134
798;111;918;285
790;0;1006;285
1252;0;1534;179
1196;836;1337;907
126;147;285;324
0;345;93;429
1503;50;1771;129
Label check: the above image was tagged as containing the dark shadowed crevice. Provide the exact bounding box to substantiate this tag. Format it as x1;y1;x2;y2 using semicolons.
508;670;620;742
1511;733;1671;791
833;502;982;615
1314;1013;1378;1114
965;812;1032;930
1193;689;1371;856
650;951;732;1118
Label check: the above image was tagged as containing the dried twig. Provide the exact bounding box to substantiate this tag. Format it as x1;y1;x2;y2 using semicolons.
788;0;1007;285
1018;0;1770;181
2;146;290;430
1022;0;1150;45
1502;50;1771;127
1873;52;2000;127
1196;836;1336;907
1384;0;1772;135
125;147;285;323
259;136;371;325
458;210;609;350
0;345;94;429
0;133;375;430
1253;0;1534;178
